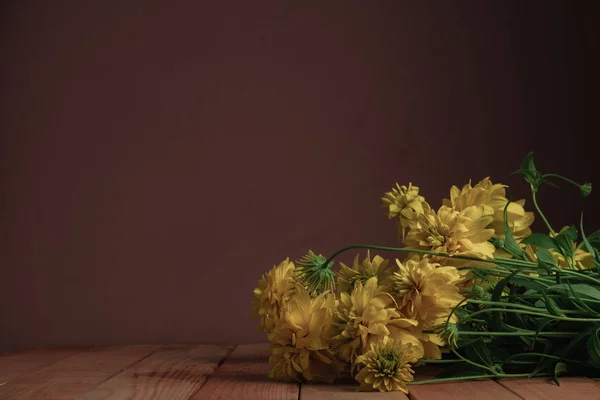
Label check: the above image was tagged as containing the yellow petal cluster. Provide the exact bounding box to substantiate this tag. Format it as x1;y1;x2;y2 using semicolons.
267;285;343;383
524;243;594;271
337;251;395;294
392;257;463;328
443;177;534;242
251;258;296;332
550;247;595;270
404;205;496;266
331;277;422;366
382;183;430;239
391;257;464;358
354;336;421;393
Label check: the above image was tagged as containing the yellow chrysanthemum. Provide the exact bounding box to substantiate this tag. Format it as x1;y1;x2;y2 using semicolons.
550;247;594;270
392;257;464;329
390;257;463;358
267;285;343;383
251;258;296;332
337;251;395;294
404;205;496;266
382;183;431;239
331;277;422;365
549;226;595;270
443;177;534;242
409;327;445;360
354;336;421;393
524;243;594;271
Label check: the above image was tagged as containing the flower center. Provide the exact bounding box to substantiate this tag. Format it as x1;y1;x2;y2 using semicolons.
375;350;400;376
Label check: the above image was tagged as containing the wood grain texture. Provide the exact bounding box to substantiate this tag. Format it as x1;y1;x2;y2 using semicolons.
81;345;232;400
0;345;157;400
0;347;88;384
499;377;600;400
190;343;299;400
408;365;520;400
409;380;521;400
301;380;409;399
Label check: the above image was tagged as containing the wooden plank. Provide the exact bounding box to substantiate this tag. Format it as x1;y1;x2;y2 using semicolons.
499;376;600;400
407;365;521;400
190;343;299;400
408;380;521;400
81;345;232;400
0;347;88;384
0;345;158;400
301;377;409;399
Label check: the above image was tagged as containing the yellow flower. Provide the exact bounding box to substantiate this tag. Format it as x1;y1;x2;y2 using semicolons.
354;336;421;393
389;257;463;358
443;177;534;242
331;277;422;365
251;258;296;332
404;205;496;266
337;251;395;293
550;247;595;270
392;257;464;329
408;328;445;360
382;183;430;239
549;227;595;270
267;285;343;382
524;242;594;271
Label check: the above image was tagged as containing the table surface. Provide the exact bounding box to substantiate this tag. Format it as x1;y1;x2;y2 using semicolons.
0;343;598;399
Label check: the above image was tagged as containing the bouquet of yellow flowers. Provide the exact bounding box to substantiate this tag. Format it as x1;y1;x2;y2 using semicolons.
251;152;600;393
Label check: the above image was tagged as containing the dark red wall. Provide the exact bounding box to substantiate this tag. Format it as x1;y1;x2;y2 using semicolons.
1;1;598;350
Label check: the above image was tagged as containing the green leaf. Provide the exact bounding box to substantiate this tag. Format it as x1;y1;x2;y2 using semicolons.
531;318;556;349
580;215;600;269
522;233;557;250
552;362;569;385
464;338;494;368
563;278;599;315
490;271;518;330
548;283;600;302
510;276;550;292
557;225;578;243
585;230;600;249
586;327;600;368
536;248;557;272
541;290;566;317
554;226;577;267
512;152;544;191
502;201;526;259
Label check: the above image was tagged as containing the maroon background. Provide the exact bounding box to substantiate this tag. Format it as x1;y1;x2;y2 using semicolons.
1;1;599;351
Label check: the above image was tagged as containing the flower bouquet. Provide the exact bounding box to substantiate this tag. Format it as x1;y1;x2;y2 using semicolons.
251;152;600;393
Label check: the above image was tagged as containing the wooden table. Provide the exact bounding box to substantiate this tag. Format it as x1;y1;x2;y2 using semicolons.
0;343;598;399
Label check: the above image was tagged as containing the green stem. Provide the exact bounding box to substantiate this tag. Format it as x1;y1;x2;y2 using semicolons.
467;307;600;322
543;173;583;189
531;184;555;236
507;293;600;305
459;331;577;337
417;359;465;364
554;269;600;286
466;299;582;315
501;352;581;365
409;372;551;385
322;244;537;271
451;349;498;375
